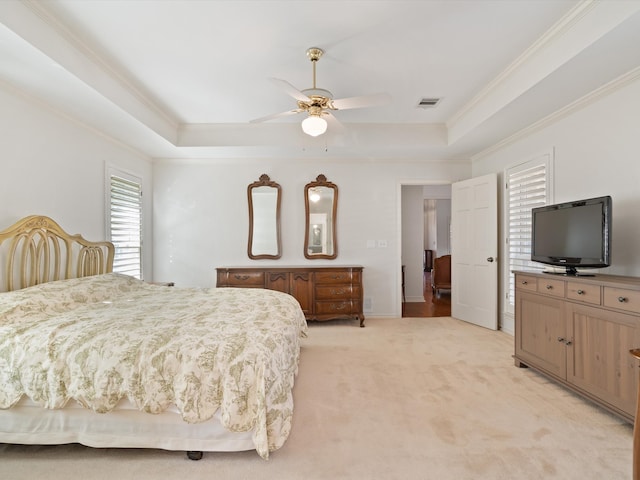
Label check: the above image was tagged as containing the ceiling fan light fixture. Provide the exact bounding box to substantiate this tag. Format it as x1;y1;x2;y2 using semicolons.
301;114;327;137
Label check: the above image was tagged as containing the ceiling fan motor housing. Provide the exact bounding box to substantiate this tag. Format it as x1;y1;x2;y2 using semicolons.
299;88;335;113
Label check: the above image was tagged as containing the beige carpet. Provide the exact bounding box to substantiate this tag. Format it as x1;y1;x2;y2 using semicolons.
0;317;632;479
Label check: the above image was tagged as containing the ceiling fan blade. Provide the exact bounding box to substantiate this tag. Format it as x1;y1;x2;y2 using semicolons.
269;77;310;102
250;109;301;124
332;92;391;111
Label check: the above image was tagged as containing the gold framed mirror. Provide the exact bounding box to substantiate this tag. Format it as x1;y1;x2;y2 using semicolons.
304;174;338;259
248;174;282;259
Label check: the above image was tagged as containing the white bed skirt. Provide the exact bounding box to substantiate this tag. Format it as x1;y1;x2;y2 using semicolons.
0;397;255;453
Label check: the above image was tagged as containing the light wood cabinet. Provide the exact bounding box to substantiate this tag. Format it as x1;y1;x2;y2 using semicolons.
515;290;566;379
567;303;640;416
216;266;364;327
514;271;640;422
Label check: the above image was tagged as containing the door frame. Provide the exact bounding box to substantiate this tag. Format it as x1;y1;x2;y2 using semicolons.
396;179;452;317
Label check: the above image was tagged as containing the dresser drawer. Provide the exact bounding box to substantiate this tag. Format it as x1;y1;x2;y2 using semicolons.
537;278;565;298
567;281;601;305
315;284;361;300
315;300;360;316
314;270;359;284
603;287;640;314
515;274;538;292
224;271;265;287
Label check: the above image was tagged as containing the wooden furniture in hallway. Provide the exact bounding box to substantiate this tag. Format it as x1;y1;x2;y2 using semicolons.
216;266;365;327
431;254;451;296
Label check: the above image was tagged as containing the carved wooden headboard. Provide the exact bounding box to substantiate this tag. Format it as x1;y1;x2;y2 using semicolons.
0;215;114;292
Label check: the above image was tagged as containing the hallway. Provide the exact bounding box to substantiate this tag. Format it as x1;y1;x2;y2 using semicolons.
402;271;451;318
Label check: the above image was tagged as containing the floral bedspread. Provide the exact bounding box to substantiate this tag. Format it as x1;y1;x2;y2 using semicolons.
0;273;307;458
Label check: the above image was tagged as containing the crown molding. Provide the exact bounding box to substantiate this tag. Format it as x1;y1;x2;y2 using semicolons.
471;66;640;163
17;0;179;136
447;0;640;146
0;77;152;162
448;1;598;128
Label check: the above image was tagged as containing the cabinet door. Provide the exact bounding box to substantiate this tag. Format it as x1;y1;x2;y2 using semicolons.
290;272;312;315
566;303;640;417
515;291;566;379
265;272;289;293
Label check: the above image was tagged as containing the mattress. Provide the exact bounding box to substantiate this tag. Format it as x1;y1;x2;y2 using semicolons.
0;396;255;452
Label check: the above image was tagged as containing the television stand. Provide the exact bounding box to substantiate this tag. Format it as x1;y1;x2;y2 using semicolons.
543;266;595;277
514;270;640;422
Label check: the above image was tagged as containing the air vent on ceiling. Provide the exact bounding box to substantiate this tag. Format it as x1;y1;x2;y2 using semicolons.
417;97;441;108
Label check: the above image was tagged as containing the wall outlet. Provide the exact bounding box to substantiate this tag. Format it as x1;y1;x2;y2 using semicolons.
366;240;376;248
377;239;388;248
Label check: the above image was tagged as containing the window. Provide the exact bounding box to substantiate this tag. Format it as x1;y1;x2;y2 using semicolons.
505;153;553;311
108;169;143;279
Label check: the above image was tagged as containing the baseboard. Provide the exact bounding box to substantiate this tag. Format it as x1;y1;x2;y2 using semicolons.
405;296;426;303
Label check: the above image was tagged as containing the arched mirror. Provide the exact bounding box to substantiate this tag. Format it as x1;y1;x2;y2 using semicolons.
248;174;282;259
304;174;338;259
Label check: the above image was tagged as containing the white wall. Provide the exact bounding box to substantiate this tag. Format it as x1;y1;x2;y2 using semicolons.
153;159;470;317
0;84;154;280
473;75;640;332
402;185;425;302
423;199;437;256
435;199;451;257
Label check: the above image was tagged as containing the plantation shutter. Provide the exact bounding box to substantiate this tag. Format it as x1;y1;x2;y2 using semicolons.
506;158;551;309
109;173;142;279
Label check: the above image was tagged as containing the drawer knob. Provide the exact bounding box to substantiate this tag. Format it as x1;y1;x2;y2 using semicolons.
557;337;565;343
546;285;553;290
577;289;584;295
618;296;628;303
521;281;528;285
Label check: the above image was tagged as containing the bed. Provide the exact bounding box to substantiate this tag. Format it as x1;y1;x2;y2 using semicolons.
0;215;307;460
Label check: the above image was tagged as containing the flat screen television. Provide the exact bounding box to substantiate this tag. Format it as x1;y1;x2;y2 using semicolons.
531;195;611;276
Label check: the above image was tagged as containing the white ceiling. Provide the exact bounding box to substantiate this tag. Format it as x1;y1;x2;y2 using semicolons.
1;0;639;162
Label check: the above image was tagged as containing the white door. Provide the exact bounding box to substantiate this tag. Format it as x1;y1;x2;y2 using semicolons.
451;174;498;330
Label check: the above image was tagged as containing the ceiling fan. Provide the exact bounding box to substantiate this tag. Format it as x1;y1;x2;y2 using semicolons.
251;47;391;137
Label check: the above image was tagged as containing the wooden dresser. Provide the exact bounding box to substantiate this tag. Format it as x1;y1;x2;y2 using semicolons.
216;266;365;327
514;270;640;422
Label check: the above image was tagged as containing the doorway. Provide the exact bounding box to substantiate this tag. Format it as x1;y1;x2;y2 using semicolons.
400;183;451;318
402;269;451;317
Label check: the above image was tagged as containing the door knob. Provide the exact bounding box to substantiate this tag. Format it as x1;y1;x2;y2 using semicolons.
487;257;495;262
